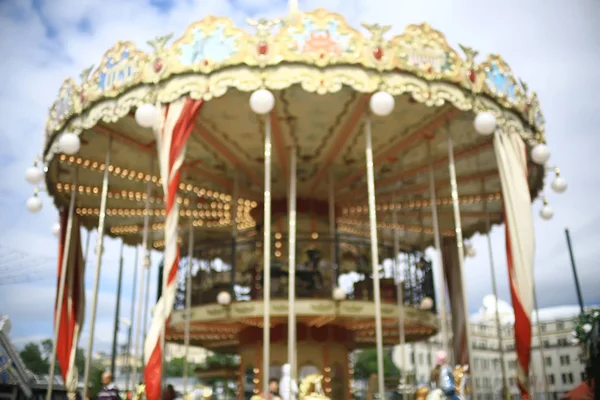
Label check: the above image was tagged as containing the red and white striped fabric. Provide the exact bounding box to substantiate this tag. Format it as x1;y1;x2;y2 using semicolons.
144;97;204;400
55;210;85;394
441;237;469;366
494;131;535;399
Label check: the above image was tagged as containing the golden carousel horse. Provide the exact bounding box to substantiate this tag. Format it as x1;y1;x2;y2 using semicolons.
250;373;330;400
298;374;330;400
419;365;470;400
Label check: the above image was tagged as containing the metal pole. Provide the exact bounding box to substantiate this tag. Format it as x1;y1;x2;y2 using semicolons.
132;174;152;386
46;171;78;400
564;228;585;314
231;170;239;295
482;187;509;400
427;141;450;356
446;131;476;399
287;146;297;400
183;218;194;395
110;241;125;377
83;138;112;400
328;169;336;286
364;117;385;399
392;191;407;390
533;282;549;400
262;115;272;397
125;246;139;393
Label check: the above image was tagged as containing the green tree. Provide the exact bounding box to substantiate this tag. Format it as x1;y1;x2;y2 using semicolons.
353;348;399;380
19;343;49;374
164;356;196;377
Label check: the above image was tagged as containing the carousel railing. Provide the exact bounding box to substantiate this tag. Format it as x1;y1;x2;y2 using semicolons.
172;232;436;312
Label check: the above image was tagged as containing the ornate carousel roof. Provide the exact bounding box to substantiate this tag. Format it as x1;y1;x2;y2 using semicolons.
41;8;546;251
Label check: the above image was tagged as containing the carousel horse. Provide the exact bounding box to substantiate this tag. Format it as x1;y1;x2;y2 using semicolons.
298;374;330;400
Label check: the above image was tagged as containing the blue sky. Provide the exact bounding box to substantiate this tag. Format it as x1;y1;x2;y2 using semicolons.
0;0;599;356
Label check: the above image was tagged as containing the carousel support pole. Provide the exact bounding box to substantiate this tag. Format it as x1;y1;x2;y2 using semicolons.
124;246;139;393
482;181;509;400
328;169;336;287
132;161;152;386
287;146;297;399
231;169;239;295
183;217;195;396
262;114;273;398
46;170;78;400
427;140;450;356
83;138;112;400
110;240;125;378
392;190;407;390
364;117;385;400
445;130;477;399
533;282;549;400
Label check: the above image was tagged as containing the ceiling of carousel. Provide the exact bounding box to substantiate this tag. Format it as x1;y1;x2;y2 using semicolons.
46;85;544;250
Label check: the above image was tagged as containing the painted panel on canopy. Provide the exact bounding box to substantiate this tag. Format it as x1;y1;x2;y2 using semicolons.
46;78;82;136
276;9;365;67
169;16;250;73
86;42;148;101
390;23;463;82
480;54;525;111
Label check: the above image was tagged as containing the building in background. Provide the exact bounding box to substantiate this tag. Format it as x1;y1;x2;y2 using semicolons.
392;296;589;400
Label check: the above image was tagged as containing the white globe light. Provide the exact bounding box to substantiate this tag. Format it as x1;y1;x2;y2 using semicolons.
420;297;434;310
539;204;554;220
217;291;232;306
26;196;42;213
52;222;61;237
571;330;578;337
59;133;81;155
571;337;579;345
531;143;550;165
583;323;592;333
332;287;347;301
135;103;158;128
249;89;275;115
25;166;44;185
369;91;395;117
551;176;568;193
473;112;497;135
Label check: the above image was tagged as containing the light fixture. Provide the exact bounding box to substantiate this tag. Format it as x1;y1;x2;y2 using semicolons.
135;104;158;128
249;89;275;115
217;291;232;306
473;111;497;135
59;133;81;155
332;287;346;301
551;169;568;194
531;143;550;165
583;323;592;333
539;197;554;221
26;190;43;213
420;297;433;310
369;91;395;117
52;222;61;237
25;158;44;185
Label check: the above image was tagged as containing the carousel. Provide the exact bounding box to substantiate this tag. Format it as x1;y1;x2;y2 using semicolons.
25;3;567;400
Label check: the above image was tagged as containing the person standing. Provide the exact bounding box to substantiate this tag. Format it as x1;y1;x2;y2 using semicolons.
97;372;121;400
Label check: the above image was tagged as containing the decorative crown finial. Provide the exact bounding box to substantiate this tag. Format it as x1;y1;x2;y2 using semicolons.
79;65;94;83
147;34;173;54
459;44;478;63
361;22;391;42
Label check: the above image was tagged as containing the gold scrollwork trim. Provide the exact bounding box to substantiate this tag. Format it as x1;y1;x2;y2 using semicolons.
44;8;545;157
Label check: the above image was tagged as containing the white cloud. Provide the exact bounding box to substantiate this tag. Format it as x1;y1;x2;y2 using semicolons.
0;0;599;356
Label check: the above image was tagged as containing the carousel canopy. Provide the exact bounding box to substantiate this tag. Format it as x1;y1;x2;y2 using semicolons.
40;9;546;251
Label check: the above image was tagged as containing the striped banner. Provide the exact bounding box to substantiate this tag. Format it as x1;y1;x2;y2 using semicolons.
494;131;534;398
55;210;85;394
144;97;204;400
